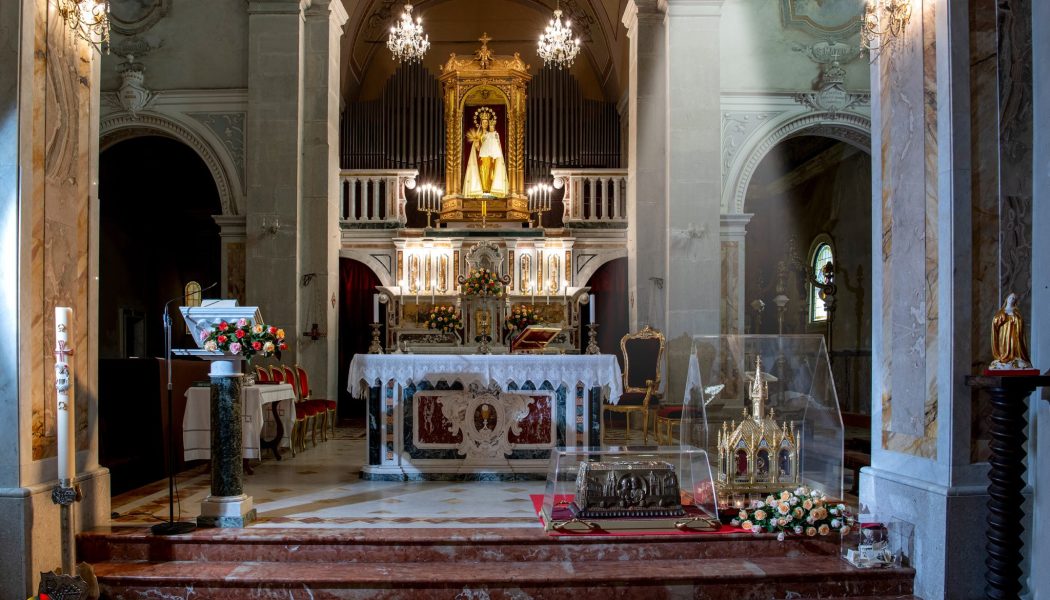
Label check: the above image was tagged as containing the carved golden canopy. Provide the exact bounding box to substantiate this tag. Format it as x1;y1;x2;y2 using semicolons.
439;34;531;223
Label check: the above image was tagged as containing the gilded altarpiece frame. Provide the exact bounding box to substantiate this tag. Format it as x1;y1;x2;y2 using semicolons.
439;36;531;222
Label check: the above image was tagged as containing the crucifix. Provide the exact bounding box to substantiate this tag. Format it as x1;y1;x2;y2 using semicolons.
476;32;492;68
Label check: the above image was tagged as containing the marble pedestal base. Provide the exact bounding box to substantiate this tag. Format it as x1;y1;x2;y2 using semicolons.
197;494;257;528
197;363;255;528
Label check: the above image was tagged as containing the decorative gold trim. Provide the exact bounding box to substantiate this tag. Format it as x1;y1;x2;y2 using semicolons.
439;35;531;223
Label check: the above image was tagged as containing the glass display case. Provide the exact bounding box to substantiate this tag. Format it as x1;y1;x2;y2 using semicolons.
539;446;719;533
682;335;845;503
841;517;914;568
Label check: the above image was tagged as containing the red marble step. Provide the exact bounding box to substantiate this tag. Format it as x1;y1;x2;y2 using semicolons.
79;526;845;564
91;557;916;599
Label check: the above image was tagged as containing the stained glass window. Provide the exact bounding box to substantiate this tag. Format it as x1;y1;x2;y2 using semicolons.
810;243;833;322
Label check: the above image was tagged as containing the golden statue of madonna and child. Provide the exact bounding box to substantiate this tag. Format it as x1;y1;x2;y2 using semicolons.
463;106;509;198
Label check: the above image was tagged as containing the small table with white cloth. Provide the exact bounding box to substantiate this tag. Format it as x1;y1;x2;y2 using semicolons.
347;353;623;480
183;383;297;469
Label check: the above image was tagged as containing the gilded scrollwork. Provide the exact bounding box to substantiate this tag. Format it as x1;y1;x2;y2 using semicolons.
439;35;531;222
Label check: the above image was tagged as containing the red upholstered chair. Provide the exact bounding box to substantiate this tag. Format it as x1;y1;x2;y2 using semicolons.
601;326;665;444
255;365;271;383
269;366;285;384
296;365;337;439
284;365;326;447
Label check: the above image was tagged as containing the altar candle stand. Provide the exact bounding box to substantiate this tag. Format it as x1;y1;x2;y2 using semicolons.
585;295;600;355
52;307;79;578
370;294;384;354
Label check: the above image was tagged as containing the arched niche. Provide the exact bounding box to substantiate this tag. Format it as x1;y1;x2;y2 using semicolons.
100;113;242;216
723;111;871;215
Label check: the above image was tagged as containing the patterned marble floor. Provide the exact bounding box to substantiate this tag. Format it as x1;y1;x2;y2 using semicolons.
109;425;546;529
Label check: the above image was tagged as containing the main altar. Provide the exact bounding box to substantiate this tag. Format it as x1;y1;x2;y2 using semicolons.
346;36;624;480
348;354;621;480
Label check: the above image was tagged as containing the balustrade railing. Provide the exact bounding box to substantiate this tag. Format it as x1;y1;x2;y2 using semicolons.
551;168;628;226
340;169;416;227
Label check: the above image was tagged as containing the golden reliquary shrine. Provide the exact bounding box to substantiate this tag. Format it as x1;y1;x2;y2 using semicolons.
716;356;799;499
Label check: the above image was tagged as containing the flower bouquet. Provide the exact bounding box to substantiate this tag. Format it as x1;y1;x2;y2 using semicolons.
422;305;462;333
201;318;287;361
506;304;540;331
461;268;505;297
732;486;855;542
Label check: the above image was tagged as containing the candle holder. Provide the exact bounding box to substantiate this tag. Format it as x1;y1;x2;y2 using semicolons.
368;322;384;354
585;323;600;355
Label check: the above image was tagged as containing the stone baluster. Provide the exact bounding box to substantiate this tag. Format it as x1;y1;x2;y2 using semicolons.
350;177;359;221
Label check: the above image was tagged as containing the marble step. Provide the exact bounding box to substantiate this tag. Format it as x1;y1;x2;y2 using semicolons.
90;557;916;599
79;526;846;564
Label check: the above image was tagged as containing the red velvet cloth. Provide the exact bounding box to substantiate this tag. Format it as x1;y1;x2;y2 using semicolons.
339;258;382;410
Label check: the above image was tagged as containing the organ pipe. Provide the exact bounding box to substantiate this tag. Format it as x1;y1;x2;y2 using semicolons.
341;64;620;226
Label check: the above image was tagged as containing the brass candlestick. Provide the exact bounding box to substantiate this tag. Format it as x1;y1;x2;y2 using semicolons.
586;323;600;355
368;322;384;354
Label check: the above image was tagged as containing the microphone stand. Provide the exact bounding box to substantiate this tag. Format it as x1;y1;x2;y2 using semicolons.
151;282;217;536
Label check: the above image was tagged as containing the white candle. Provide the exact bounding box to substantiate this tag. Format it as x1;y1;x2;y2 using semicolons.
54;307;74;483
589;294;596;322
373;294;380;323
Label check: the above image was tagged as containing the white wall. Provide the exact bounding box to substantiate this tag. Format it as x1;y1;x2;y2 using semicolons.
100;0;249;92
719;0;869;93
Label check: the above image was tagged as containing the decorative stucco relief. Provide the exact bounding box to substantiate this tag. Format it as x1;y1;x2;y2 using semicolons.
188;112;246;192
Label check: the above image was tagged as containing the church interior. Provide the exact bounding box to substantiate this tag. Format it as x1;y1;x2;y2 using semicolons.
1;0;1048;598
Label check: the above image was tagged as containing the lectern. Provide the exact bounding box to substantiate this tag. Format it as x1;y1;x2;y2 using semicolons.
176;300;263;527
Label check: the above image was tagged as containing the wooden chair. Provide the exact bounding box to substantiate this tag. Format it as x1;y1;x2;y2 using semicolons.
296;365;337;439
268;366;285;384
255;365;271;383
601;326;665;444
284;365;325;447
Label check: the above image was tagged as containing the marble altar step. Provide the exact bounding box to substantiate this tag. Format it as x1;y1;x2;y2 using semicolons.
80;527;915;598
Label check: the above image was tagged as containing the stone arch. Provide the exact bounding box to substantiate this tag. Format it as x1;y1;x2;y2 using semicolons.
724;111;871;215
100;113;241;215
575;249;627;288
339;249;395;288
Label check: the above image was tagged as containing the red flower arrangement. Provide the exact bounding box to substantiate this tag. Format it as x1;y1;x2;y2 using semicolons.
461;268;505;297
200;318;287;361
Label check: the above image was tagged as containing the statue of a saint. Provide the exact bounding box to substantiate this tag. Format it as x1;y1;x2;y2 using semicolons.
463;107;509;198
990;292;1033;370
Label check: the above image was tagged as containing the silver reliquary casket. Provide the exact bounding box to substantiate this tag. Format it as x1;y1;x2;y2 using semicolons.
571;460;685;518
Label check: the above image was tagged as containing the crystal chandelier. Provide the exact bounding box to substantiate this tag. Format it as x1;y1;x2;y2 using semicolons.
537;7;580;69
387;3;430;64
56;0;111;54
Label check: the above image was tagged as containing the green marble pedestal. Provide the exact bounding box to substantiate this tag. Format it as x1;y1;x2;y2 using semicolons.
197;357;256;528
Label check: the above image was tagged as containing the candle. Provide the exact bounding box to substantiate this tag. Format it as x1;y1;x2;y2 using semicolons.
589;294;596;322
373;294;380;323
54;307;74;483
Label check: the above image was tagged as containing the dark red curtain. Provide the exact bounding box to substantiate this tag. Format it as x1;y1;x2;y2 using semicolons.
339;258;381;416
581;258;628;368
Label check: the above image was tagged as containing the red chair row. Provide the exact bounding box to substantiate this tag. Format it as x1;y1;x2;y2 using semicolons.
255;364;337;453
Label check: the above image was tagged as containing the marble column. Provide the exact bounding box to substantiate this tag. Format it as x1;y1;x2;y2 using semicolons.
0;0;110;594
197;360;255;528
622;0;666;336
299;0;347;399
214;215;247;303
720;214;751;335
1025;1;1048;596
861;1;991;598
246;0;307;362
663;0;724;403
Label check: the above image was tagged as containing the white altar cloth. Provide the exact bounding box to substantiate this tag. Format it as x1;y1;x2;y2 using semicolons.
347;353;623;404
183;383;296;461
